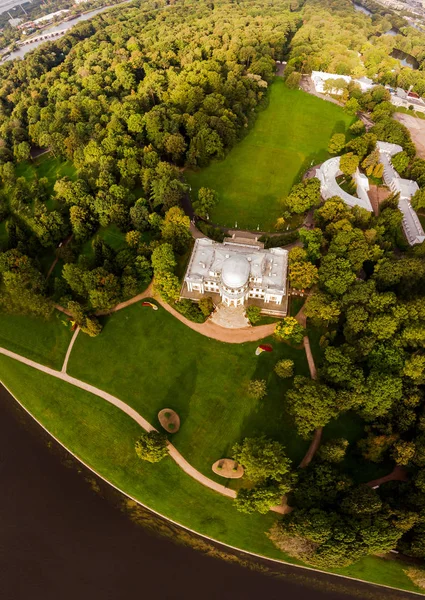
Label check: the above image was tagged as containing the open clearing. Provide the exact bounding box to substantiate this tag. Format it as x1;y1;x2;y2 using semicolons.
67;302;310;480
186;79;354;230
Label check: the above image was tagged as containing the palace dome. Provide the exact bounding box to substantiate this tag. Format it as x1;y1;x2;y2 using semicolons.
221;255;250;288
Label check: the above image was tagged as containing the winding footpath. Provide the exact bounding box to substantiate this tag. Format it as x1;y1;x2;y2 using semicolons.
0;345;292;512
57;281;277;344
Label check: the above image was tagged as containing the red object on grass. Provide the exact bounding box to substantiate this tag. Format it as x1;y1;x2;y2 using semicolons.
259;344;273;352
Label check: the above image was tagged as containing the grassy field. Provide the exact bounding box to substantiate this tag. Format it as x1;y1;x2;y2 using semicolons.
16;153;77;196
0;355;420;594
81;224;128;259
68;301;310;480
186;79;354;231
0;310;72;369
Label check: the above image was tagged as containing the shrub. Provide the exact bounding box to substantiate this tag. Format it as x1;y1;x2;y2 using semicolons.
274;359;294;378
248;379;267;400
246;305;261;324
135;431;168;463
174;298;205;323
197;220;225;242
198;296;214;317
275;317;305;344
259;231;299;249
318;438;349;463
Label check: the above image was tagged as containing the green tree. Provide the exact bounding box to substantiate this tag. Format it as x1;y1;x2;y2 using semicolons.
287;377;339;439
339;152;360;176
298;227;324;262
328;133;346;155
192;187;218;218
248;379;267;400
151;243;177;273
235;483;285;514
160;206;191;253
285;72;302;89
274;359;294;378
246;305;261;324
304;292;341;325
392;151;409;175
289;260;319;290
391;440;415;466
274;317;305;344
232;436;292;484
135;431;168;463
344;97;360;116
319;254;356;296
318;438;349;463
198;296;214;317
14;141;31;163
286;178;321;214
341;486;382;516
154;271;180;302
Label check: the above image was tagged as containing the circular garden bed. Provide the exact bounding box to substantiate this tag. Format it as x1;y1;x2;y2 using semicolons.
212;459;244;479
158;409;180;433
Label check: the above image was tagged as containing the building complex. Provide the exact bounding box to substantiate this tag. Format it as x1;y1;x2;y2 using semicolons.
181;237;289;316
316;141;425;245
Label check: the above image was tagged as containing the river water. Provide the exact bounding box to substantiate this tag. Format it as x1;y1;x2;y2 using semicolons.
353;2;372;16
0;383;414;600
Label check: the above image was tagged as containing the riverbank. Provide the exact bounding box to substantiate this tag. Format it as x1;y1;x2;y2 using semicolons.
0;384;365;600
0;354;422;597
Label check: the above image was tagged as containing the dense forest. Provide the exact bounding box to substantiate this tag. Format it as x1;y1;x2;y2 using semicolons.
0;0;300;330
1;0;425;577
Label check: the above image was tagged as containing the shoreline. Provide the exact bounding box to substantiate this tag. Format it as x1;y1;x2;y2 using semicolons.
0;377;422;599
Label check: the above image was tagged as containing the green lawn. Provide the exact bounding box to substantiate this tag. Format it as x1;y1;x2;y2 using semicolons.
0;355;421;594
16;153;77;196
68;301;310;480
186;79;354;231
81;224;128;259
0;310;72;369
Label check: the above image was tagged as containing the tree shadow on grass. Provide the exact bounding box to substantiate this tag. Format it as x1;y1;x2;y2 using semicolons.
331;119;349;135
159;360;198;428
226;348;309;465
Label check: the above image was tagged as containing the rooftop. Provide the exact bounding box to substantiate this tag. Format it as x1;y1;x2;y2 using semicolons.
185;238;288;294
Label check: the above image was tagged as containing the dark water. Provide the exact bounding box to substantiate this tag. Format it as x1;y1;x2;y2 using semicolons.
353;2;372;16
0;385;415;600
391;48;419;69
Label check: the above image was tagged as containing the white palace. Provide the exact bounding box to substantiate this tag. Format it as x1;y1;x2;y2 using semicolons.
181;237;289;316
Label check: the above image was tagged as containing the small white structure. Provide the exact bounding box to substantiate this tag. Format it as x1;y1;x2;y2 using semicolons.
181;237;288;314
311;71;374;95
316;142;425;246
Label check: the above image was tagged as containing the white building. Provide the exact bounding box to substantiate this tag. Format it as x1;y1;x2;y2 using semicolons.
181;237;288;315
311;71;375;95
377;141;425;245
316;142;425;246
316;157;373;211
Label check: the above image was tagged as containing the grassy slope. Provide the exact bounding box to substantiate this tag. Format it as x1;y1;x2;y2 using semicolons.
0;310;72;369
186;79;354;230
68;302;310;481
0;355;420;594
16;154;77;196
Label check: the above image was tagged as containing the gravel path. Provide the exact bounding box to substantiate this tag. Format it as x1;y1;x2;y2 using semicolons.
58;281;277;344
61;326;80;373
1;345;289;512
